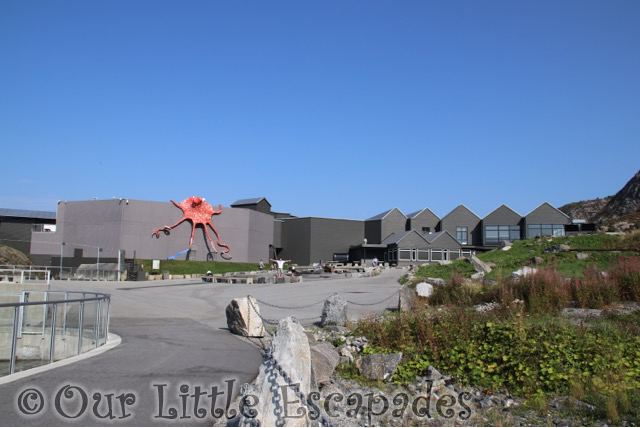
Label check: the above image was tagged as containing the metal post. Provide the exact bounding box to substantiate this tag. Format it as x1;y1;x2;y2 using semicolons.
105;298;110;339
49;304;57;364
9;306;19;374
97;247;101;281
117;250;121;282
78;301;84;355
59;242;64;280
62;292;68;337
94;300;100;348
46;270;51;291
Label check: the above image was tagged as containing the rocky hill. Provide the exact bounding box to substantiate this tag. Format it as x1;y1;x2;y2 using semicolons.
559;197;611;222
560;169;640;224
594;169;640;223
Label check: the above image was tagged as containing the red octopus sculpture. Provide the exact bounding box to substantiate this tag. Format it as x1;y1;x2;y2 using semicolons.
152;196;231;259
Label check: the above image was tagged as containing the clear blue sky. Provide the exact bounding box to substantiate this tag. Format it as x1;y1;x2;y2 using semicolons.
1;1;638;220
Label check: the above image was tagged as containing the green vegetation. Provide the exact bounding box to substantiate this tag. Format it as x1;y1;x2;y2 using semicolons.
136;258;260;275
351;232;640;424
416;234;640;281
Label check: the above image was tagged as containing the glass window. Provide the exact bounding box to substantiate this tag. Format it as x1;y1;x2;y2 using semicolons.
450;250;460;260
527;224;565;238
417;250;429;261
399;250;411;261
485;225;521;245
422;227;430;234
431;250;443;261
456;226;468;245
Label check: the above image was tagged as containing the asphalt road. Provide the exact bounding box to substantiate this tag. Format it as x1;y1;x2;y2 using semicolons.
0;269;404;426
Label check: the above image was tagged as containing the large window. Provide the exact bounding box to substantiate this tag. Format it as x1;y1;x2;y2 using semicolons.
527;224;565;238
398;249;412;261
456;227;468;245
417;250;430;261
485;225;521;245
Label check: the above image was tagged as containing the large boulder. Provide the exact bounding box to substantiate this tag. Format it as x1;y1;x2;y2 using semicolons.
398;286;416;311
240;317;312;427
225;296;265;337
360;353;403;381
424;277;445;286
469;255;492;274
310;342;340;386
320;294;347;327
512;266;537;278
415;282;434;298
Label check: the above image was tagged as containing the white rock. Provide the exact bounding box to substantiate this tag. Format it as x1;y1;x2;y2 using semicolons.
512;266;537;278
415;282;434;298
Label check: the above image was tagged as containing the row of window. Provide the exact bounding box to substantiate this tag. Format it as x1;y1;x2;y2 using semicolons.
485;225;521;245
527;224;565;238
386;248;474;262
453;224;566;245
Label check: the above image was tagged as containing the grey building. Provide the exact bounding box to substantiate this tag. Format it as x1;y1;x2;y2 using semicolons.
365;208;407;244
231;197;272;215
30;199;274;264
523;202;571;238
406;208;440;235
438;205;482;247
0;208;56;257
481;205;523;246
279;217;364;265
382;230;467;266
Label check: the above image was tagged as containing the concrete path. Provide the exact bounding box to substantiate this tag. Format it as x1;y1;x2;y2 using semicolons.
0;269;404;426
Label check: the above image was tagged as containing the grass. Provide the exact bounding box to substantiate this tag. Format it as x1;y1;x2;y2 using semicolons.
136;258;260;275
415;233;640;282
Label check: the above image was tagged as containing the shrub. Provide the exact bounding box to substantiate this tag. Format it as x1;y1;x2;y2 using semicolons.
609;256;640;302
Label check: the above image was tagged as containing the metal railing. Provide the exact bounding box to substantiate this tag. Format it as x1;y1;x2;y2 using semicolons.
0;268;51;286
0;291;111;376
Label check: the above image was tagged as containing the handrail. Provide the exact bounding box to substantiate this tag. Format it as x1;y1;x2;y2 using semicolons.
0;290;111;376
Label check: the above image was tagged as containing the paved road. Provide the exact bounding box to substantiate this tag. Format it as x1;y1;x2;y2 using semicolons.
0;269;404;426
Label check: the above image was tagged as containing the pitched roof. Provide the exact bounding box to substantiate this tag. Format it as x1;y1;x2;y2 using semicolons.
423;230;457;244
406;207;439;220
231;197;271;207
523;202;570;219
0;208;56;220
366;207;406;221
440;204;481;221
381;230;428;245
483;204;521;220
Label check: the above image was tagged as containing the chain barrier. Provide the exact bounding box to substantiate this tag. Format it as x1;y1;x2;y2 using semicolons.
344;289;400;306
254;297;327;310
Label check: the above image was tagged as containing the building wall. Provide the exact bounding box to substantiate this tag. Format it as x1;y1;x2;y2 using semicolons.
30;199;273;263
482;205;523;244
427;233;463;250
439;205;481;246
0;219;36;256
408;209;440;233
364;220;382;244
381;209;407;243
394;233;428;249
279;218;311;265
309;218;364;264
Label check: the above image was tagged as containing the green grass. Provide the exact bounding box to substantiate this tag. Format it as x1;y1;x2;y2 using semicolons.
136;259;260;275
416;234;639;281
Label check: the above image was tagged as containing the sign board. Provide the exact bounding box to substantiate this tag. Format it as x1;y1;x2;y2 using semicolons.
152;259;160;270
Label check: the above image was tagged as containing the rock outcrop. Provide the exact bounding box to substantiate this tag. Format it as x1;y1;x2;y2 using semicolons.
320;294;348;327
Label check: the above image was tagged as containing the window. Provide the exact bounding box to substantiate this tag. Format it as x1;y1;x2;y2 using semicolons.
417;250;430;261
485;225;521;245
398;250;412;261
456;227;468;245
527;224;565;238
449;250;461;260
422;227;431;234
431;249;443;261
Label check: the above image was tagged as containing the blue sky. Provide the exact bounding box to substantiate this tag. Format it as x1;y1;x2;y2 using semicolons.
1;1;638;220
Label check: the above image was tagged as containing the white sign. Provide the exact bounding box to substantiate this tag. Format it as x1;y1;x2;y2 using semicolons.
152;259;160;270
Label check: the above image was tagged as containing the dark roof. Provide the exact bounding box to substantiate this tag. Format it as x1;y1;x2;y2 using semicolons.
407;207;439;220
0;208;56;220
381;230;428;245
231;197;271;207
423;230;457;244
366;208;406;221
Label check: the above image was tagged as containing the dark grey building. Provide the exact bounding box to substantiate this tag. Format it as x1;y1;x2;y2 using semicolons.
382;230;467;266
438;205;482;247
0;208;56;257
523;202;571;238
406;208;440;235
279;217;364;265
231;197;272;215
481;205;523;246
365;208;407;244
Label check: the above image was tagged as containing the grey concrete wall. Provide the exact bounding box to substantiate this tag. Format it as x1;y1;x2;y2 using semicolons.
525;203;571;226
309;218;364;264
273;220;283;248
394;233;428;249
381;209;407;243
279;218;311;265
440;205;481;246
408;209;440;233
428;233;463;250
